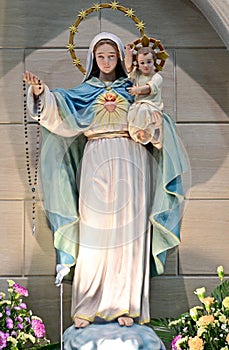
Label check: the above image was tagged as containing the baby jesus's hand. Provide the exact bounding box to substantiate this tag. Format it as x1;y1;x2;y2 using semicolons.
127;86;140;96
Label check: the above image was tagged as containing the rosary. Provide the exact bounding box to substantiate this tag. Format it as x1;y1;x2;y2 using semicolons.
23;80;42;235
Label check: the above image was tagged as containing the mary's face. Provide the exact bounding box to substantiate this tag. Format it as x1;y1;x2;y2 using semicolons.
94;43;118;75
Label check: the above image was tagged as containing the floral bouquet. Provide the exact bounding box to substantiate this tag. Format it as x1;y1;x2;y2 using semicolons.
0;279;50;349
151;266;229;350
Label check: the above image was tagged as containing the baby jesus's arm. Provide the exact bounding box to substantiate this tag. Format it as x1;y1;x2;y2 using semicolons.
127;84;150;96
124;43;134;73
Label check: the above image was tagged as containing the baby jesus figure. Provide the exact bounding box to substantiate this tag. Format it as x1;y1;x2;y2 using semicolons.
125;45;164;148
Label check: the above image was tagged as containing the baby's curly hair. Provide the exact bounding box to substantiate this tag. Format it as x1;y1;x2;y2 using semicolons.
136;47;157;62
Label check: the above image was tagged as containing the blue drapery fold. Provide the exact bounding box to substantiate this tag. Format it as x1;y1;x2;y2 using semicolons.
150;114;188;275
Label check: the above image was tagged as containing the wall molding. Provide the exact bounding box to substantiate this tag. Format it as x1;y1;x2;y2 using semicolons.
191;0;229;49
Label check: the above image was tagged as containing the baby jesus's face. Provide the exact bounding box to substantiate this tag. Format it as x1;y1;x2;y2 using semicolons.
137;52;154;76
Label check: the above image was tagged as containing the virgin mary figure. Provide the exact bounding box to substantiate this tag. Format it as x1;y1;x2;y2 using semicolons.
26;32;188;328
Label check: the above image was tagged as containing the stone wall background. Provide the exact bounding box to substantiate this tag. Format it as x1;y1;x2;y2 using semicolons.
0;0;228;343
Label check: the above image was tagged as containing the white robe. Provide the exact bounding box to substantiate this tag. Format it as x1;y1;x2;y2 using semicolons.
28;84;152;324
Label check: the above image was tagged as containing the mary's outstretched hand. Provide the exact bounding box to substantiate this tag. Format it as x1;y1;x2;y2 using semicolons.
23;70;44;96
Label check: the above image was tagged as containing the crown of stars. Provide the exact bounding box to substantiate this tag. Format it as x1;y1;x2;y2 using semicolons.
68;2;167;74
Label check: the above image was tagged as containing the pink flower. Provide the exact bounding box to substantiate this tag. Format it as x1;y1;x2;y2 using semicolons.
25;316;31;324
31;319;46;338
6;318;13;329
13;283;28;297
0;331;9;349
172;335;182;350
14;306;21;310
16;316;23;323
5;307;10;316
19;302;27;309
17;323;24;330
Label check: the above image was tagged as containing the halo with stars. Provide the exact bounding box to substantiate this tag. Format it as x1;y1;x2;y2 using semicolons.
67;2;168;74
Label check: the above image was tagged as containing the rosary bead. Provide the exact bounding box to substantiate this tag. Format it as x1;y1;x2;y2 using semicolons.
23;80;41;234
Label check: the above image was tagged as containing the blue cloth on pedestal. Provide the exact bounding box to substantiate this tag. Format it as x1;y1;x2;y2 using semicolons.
63;323;166;350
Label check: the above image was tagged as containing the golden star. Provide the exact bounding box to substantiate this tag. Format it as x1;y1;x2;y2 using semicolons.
66;43;76;51
69;25;78;34
125;8;135;18
93;3;102;11
78;9;87;19
110;1;119;10
136;21;145;31
73;58;81;66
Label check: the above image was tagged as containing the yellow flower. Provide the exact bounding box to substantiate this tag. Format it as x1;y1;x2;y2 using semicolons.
188;336;204;350
226;333;229;344
201;296;214;312
197;326;206;337
202;296;214;306
223;296;229;309
219;314;227;323
0;300;11;306
168;319;182;327
197;314;214;326
190;306;202;321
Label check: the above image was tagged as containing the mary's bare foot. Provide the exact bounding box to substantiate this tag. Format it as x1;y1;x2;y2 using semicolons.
118;316;134;327
73;316;90;328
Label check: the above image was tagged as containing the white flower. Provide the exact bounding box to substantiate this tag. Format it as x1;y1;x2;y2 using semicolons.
194;287;206;300
217;265;224;281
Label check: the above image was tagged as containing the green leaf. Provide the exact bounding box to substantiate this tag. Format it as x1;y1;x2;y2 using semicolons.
25;342;61;350
211;280;229;303
150;318;176;342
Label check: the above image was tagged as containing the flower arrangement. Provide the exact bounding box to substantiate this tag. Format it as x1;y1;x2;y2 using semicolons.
0;279;50;349
151;266;229;350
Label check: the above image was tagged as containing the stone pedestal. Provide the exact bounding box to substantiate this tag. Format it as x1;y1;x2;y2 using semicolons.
63;323;166;350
